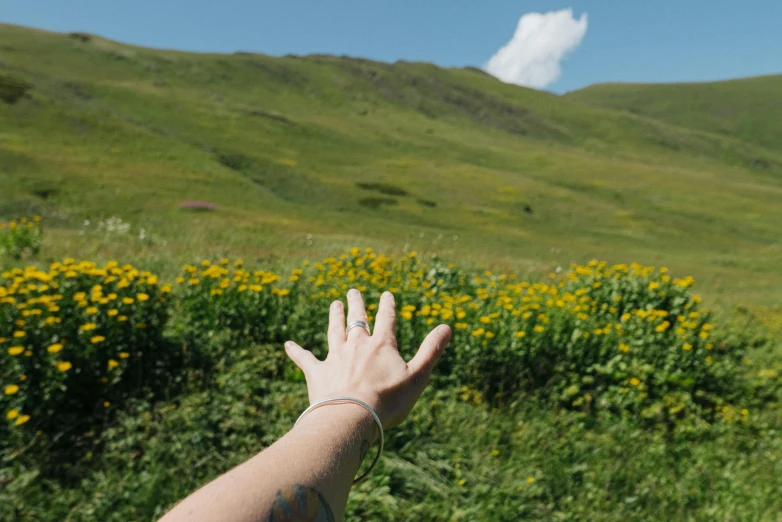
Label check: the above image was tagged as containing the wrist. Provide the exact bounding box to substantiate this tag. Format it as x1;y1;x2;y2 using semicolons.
296;400;380;445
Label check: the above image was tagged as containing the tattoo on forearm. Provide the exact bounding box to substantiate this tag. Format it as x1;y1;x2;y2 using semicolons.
268;485;335;522
359;439;370;469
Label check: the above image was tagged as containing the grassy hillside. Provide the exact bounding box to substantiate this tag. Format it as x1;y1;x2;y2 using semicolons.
1;24;781;306
566;75;782;154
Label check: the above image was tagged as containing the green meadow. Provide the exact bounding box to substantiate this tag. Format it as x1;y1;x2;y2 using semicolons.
1;24;781;521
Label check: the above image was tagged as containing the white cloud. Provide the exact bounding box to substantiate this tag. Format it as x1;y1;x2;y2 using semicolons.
486;8;588;89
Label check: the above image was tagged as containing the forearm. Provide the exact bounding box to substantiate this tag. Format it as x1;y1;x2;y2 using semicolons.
160;403;376;522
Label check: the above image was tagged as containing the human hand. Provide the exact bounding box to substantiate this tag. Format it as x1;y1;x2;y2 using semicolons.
284;289;451;429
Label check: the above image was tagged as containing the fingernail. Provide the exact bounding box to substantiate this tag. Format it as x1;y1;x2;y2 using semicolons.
348;288;359;298
284;341;293;349
331;300;341;310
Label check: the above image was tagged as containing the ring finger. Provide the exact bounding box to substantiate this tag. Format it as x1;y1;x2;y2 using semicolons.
346;288;370;341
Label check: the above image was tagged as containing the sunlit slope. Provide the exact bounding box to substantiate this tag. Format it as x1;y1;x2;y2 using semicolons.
566;75;782;154
1;24;781;304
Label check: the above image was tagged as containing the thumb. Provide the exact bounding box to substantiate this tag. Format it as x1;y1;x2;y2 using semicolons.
284;341;319;375
408;324;451;379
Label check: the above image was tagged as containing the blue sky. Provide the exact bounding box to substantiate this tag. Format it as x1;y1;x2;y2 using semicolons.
2;0;781;93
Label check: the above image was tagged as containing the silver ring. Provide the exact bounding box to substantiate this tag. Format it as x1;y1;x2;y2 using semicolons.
346;320;371;336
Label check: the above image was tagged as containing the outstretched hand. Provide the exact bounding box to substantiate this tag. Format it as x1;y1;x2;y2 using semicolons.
285;289;452;429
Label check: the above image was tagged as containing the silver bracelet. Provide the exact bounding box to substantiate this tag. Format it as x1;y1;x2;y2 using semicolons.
294;397;384;484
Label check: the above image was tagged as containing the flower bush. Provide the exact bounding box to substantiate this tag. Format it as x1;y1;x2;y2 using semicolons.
2;246;768;442
0;216;42;260
172;259;307;364
173;249;752;429
0;259;171;438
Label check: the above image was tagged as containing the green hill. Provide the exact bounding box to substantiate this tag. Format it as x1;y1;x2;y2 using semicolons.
1;24;781;305
566;75;782;154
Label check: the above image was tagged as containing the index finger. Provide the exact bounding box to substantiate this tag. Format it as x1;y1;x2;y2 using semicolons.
372;291;397;345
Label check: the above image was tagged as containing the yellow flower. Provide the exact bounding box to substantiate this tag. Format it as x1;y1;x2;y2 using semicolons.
8;346;24;356
91;335;106;344
107;309;119;317
86;306;98;315
516;331;526;338
485;331;495;339
7;409;19;420
534;325;545;333
629;377;641;387
119;352;130;359
104;401;111;408
4;384;19;395
527;477;535;484
682;343;693;351
479;316;491;324
13;331;25;338
118;315;128;322
47;343;63;353
648;282;660;290
619;343;630;353
655;321;670;333
122;297;134;305
491;449;500;456
471;328;485;337
137;293;149;302
57;361;73;372
108;359;120;369
79;323;97;331
15;414;30;425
